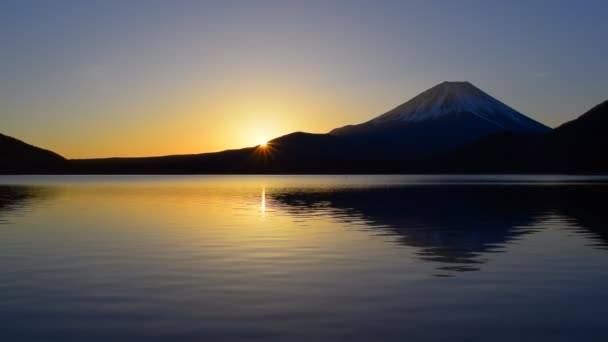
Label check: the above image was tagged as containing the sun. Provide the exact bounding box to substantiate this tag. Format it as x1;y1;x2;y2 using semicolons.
259;138;268;147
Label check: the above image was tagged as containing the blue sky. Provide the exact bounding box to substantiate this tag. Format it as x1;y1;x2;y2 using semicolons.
1;0;607;157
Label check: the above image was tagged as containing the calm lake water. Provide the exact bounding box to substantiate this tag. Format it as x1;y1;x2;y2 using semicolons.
1;175;607;341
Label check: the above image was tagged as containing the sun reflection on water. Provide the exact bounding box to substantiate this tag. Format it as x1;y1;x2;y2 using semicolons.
261;186;266;215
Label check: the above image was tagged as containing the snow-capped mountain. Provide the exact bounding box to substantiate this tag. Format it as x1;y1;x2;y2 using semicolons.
331;81;549;135
328;81;550;158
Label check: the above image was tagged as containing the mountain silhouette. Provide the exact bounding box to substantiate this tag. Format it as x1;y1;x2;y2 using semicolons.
70;132;369;174
1;83;606;174
545;100;608;171
451;99;608;173
329;81;549;158
0;133;66;174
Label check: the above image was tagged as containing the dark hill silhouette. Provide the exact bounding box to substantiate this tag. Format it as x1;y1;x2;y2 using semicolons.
0;133;66;174
70;132;385;174
449;99;608;173
545;100;608;171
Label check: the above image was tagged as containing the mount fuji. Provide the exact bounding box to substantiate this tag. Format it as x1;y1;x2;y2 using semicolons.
330;81;550;158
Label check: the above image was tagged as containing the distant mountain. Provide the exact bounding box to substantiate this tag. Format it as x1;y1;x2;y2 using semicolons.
0;133;66;174
330;81;550;158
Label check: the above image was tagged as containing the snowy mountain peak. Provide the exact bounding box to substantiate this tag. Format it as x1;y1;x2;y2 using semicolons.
370;81;548;132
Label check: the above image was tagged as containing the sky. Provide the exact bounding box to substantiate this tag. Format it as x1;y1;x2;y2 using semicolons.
1;0;607;158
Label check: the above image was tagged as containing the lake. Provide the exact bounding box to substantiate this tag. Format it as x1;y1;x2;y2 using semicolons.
1;175;607;341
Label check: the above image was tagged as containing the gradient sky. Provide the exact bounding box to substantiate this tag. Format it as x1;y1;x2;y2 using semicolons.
1;0;607;158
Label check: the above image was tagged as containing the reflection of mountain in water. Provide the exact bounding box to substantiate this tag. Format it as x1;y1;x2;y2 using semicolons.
272;185;608;273
0;186;54;224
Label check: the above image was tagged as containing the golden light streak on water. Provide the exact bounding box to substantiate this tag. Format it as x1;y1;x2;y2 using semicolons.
261;186;266;215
